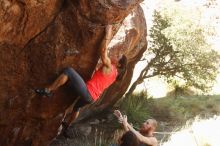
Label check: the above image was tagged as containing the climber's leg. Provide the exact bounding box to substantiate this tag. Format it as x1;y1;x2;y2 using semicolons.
47;73;68;91
63;67;94;103
66;98;91;126
35;73;68;97
56;67;93;125
66;111;79;126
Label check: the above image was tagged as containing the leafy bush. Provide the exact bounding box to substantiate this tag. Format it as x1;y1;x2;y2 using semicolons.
118;92;152;128
119;92;220;126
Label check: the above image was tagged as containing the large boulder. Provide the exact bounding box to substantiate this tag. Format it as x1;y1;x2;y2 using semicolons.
0;0;147;145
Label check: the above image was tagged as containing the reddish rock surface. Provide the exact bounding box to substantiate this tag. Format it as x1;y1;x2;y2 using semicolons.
0;0;147;145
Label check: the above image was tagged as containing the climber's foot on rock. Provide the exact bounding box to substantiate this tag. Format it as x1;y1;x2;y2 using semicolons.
35;88;53;97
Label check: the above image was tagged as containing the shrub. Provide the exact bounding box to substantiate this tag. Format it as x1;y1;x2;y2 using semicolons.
118;92;151;128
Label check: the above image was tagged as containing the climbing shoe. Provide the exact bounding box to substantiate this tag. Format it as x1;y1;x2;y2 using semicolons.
35;88;53;97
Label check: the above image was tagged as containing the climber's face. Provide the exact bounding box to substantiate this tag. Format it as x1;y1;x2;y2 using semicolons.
110;55;127;70
110;56;119;66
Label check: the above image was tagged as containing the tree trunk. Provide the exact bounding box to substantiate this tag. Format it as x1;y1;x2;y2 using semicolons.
125;78;143;97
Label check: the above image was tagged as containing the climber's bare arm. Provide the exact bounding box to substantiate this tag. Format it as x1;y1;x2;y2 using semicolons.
100;25;112;70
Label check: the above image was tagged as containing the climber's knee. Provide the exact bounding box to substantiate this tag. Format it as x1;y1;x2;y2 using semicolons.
63;67;75;78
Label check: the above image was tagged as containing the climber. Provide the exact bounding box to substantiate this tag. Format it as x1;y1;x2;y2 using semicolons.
35;25;127;129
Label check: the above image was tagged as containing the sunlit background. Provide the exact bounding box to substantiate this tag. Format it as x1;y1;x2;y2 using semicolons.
131;1;220;146
161;116;220;146
131;0;220;98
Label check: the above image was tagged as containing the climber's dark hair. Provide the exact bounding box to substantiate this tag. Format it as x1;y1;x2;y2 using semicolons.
120;131;139;146
116;55;127;81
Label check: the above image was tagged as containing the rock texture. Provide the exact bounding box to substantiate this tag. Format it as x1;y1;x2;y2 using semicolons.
0;0;147;145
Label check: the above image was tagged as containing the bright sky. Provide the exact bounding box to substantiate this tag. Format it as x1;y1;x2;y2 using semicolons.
131;0;220;97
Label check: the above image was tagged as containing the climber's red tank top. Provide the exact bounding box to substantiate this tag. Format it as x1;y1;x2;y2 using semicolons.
86;64;118;101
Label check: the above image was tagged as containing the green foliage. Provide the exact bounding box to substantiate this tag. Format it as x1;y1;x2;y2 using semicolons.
126;7;220;97
119;91;220;126
167;80;195;98
148;95;220;124
146;9;220;92
118;92;152;128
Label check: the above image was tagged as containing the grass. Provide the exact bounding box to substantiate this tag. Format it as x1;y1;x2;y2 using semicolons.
51;129;120;146
147;94;220;124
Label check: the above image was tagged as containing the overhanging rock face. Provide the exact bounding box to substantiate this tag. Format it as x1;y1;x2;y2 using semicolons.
0;0;147;145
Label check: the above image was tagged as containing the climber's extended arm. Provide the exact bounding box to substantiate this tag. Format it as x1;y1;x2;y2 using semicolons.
100;25;112;69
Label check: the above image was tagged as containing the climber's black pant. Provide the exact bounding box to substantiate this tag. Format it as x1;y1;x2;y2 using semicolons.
63;67;94;111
